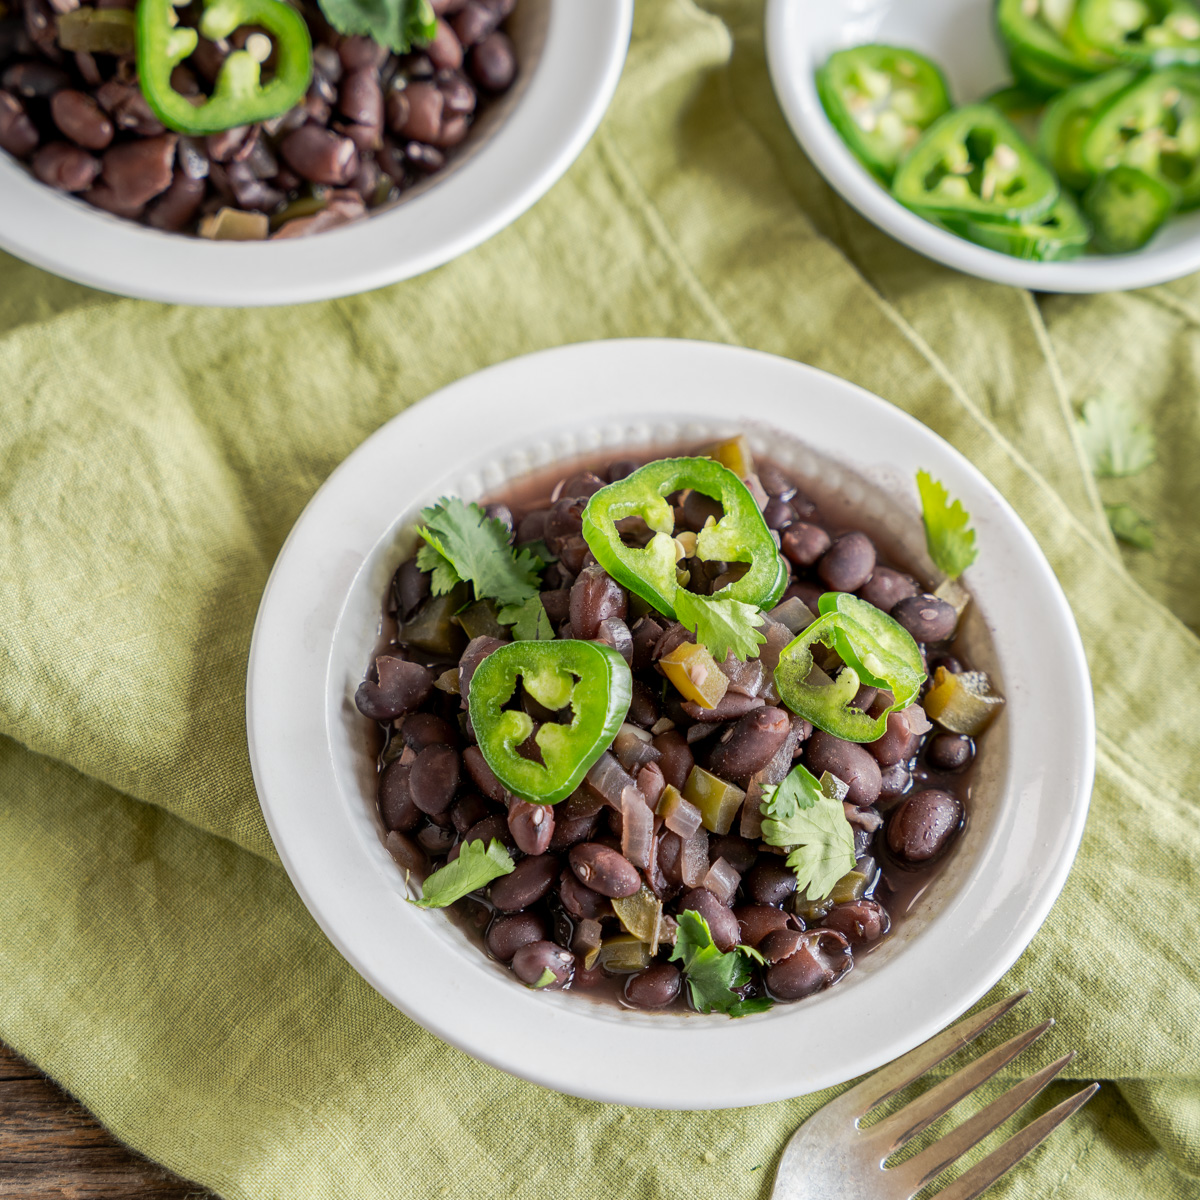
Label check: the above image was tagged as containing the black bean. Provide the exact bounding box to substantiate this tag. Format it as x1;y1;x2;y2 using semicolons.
487;912;546;962
507;799;554;856
744;858;797;907
558;868;610;919
99;82;164;136
757;927;805;963
145;171;206;232
468;28;515;90
780;523;830;568
2;60;67;97
279;124;359;185
449;791;490;834
624;964;681;1009
651;729;694;792
784;580;825;613
867;711;922;768
879;761;911;799
0;89;37;156
355;656;434;721
384;830;427;874
428;17;464;69
463;744;507;802
458;634;505;706
339;67;383;126
927;733;974;773
402;711;458;751
707;706;791;782
678;887;740;950
340;34;388;72
379;760;420;832
930;654;965;675
681;488;723;532
544;494;586;551
205;125;250;163
491;854;559;911
409;744;460;815
569;564;627;640
822;899;889;946
858;566;918;614
84;181;144;218
708;834;756;875
417;821;456;855
766;930;852;1000
568;843;641;898
452;0;501;45
511;940;574;989
762;496;796;531
818;532;876;593
460;813;513;852
548;812;600;854
892;594;958;644
887;789;963;864
101;134;176;208
735;904;795;947
805;730;882;807
32;141;98;191
48;88;112;150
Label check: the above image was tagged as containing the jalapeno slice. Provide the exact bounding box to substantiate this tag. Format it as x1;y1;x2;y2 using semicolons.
985;85;1046;143
892;104;1060;222
816;44;952;182
944;191;1092;259
1038;67;1139;189
1070;0;1200;66
997;0;1107;93
1082;68;1200;205
580;457;787;619
1083;163;1177;248
467;640;633;805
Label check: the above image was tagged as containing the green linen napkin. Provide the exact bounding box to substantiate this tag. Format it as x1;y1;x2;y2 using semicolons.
2;2;1199;1197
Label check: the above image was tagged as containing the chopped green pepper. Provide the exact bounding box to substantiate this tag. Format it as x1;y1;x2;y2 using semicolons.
923;666;1006;735
580;457;786;619
682;765;746;836
773;592;925;743
57;6;136;54
1084;164;1177;248
817;44;952;183
136;0;313;136
466;640;632;805
400;584;470;658
892;105;1060;223
659;641;728;711
1070;0;1200;66
1038;68;1139;190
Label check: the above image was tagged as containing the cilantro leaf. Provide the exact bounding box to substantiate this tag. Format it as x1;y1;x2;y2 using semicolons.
498;595;556;641
316;0;435;53
760;763;856;901
418;498;543;608
1106;503;1155;551
674;590;766;663
916;470;978;580
415;540;462;596
669;911;772;1017
1078;394;1157;478
411;838;514;909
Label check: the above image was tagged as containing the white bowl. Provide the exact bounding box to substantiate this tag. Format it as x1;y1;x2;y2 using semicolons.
765;0;1200;292
0;0;631;306
246;338;1094;1109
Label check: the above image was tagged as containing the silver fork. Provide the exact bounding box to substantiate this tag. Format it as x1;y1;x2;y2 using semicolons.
771;993;1099;1200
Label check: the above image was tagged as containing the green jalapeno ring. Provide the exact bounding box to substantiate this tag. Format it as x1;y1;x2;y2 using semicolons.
580;456;787;620
1070;0;1200;67
1037;68;1139;191
136;0;313;136
467;640;633;805
941;192;1092;261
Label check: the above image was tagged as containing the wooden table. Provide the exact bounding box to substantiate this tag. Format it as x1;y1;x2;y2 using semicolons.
0;1041;212;1198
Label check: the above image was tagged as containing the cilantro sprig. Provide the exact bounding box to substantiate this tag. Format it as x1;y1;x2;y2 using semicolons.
669;911;773;1018
497;594;555;641
916;470;978;581
316;0;435;53
759;764;856;901
1105;503;1155;551
1077;394;1157;479
674;590;767;663
417;497;543;608
411;838;514;909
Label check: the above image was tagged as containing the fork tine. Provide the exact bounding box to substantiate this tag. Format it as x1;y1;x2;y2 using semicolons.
864;1019;1054;1154
929;1083;1100;1200
896;1052;1075;1190
839;992;1029;1118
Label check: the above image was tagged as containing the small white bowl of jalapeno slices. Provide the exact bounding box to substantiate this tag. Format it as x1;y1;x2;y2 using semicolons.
766;0;1200;291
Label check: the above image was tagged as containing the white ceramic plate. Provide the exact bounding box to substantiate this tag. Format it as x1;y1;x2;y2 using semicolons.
765;0;1200;292
246;338;1094;1109
0;0;631;306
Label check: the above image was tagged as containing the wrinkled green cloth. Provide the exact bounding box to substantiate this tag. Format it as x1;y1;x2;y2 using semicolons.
2;2;1199;1197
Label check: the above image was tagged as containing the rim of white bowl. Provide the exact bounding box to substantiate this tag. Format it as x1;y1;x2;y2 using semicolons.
764;0;1200;293
246;338;1095;1109
0;1;631;307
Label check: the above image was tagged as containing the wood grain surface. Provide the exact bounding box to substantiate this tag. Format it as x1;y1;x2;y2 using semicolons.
0;1041;213;1199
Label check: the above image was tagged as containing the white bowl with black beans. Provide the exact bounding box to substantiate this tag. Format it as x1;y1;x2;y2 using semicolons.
246;339;1095;1108
0;0;632;304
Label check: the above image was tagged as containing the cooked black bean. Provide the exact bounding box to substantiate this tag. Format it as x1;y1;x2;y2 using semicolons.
511;941;573;989
453;0;503;45
762;496;796;531
734;904;794;947
409;743;460;815
927;733;974;772
624;964;681;1009
930;654;965;675
744;858;797;907
709;834;756;875
2;59;67;97
822;899;889;946
31;140;97;191
652;729;694;792
463;744;508;802
757;927;804;963
385;830;427;874
379;760;420;832
101;133;176;207
867;711;922;768
858;566;918;614
460;813;513;852
569;564;627;640
887;789;963;864
458;634;505;705
491;854;559;911
339;35;389;71
486;912;546;962
707;706;791;782
48;87;111;149
678;888;740;950
469;28;515;90
339;67;384;126
549;811;600;853
892;594;958;643
508;799;554;856
765;930;852;1000
805;730;882;807
681;488;723;531
784;579;825;612
355;656;434;721
402;711;458;751
279;125;359;185
879;761;911;799
145;171;206;231
0;89;37;156
417;821;456;855
568;842;640;898
780;522;830;568
558;868;610;919
428;18;465;69
818;532;876;593
449;791;490;835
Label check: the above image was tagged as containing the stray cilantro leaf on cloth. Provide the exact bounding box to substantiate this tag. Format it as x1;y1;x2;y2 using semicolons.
411;838;514;909
916;470;978;580
498;595;555;641
760;764;856;900
1078;394;1157;479
418;498;543;608
316;0;435;53
669;911;773;1017
1106;504;1155;551
674;590;766;663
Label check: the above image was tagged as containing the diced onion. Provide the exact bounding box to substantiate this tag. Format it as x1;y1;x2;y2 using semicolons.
586;751;636;809
598;616;634;664
621;785;654;869
702;857;740;905
659;789;703;839
768;597;816;634
614;722;660;773
636;762;666;808
680;828;710;887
